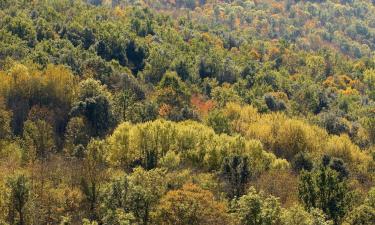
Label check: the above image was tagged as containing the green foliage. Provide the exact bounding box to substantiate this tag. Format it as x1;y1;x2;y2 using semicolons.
298;160;353;224
0;98;11;140
64;117;90;158
281;205;333;225
103;168;167;225
23;119;55;160
101;209;134;225
207;110;231;134
232;187;281;225
81;139;107;220
7;175;29;225
343;187;375;225
291;152;313;173
364;117;375;145
71;79;114;137
126;168;167;225
221;154;251;198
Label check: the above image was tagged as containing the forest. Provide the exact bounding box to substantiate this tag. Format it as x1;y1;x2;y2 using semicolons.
0;0;374;224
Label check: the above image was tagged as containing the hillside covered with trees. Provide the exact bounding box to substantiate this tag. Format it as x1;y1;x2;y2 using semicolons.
0;0;374;224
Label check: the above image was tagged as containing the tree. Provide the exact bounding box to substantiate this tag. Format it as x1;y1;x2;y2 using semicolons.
281;205;333;225
252;170;298;207
113;90;135;123
102;168;167;225
155;71;191;121
142;47;171;84
96;26;128;66
291;152;313;173
344;205;375;225
221;154;251;198
64;117;90;158
4;15;36;47
207;110;231;134
232;187;281;225
364;117;375;145
298;159;353;224
363;69;375;90
23;119;55;160
320;113;350;135
326;157;349;180
172;57;194;82
1;64;76;136
264;94;286;112
126;168;167;225
153;183;229;225
81;139;107;220
101;209;134;225
343;187;375;225
125;40;148;74
0;98;11;140
71;79;114;137
7;175;29;225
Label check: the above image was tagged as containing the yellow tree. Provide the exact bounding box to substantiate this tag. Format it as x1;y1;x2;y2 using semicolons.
153;183;229;225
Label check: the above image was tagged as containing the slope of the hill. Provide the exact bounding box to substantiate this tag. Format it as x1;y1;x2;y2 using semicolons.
0;0;374;224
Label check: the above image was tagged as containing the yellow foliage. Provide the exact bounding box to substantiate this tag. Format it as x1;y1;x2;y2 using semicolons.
253;170;298;207
113;6;125;17
324;75;362;94
221;104;372;181
106;119;284;173
364;69;375;89
353;61;366;72
306;55;325;77
340;87;360;96
325;135;372;173
323;76;336;88
250;50;261;60
246;114;327;160
153;183;229;225
0;179;9;221
0;64;76;107
223;102;259;133
201;32;223;47
106;122;134;168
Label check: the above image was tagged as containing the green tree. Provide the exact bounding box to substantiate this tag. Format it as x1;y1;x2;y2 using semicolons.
64;117;90;158
4;15;36;47
207;110;231;134
101;209;134;225
364;117;375;145
0;98;11;140
71;79;114;137
344;205;375;225
363;69;375;90
100;168;168;225
344;187;375;225
298;159;353;224
127;168;167;225
155;71;191;120
81;139;107;220
281;205;333;225
232;187;281;225
113;90;135;123
23;120;55;160
291;152;313;173
7;175;29;225
221;154;251;198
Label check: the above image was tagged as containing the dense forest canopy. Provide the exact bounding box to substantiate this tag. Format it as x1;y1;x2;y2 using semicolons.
0;0;374;224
